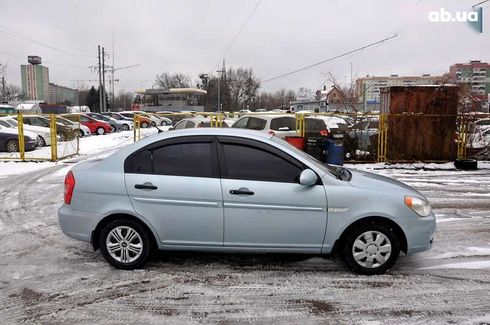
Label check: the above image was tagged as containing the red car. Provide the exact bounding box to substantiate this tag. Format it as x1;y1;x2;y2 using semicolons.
62;114;113;135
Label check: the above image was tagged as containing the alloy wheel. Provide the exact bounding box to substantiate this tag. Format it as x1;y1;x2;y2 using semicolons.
105;226;143;264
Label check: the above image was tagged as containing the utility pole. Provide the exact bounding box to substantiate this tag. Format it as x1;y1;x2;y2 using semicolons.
0;63;7;102
111;32;115;109
98;45;103;113
216;59;225;112
102;47;107;112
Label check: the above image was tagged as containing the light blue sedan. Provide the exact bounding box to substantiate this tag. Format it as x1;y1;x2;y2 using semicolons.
58;128;435;274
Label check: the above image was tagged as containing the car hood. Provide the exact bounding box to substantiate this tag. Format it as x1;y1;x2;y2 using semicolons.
347;168;422;197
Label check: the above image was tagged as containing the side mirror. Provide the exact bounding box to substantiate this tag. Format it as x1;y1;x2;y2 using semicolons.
299;169;318;186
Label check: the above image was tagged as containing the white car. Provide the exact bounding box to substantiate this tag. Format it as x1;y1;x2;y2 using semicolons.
0;116;52;146
232;114;297;139
56;115;92;137
121;111;170;127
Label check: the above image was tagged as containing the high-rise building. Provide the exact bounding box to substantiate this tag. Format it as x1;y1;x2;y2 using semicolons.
355;75;444;104
447;60;490;97
20;56;50;101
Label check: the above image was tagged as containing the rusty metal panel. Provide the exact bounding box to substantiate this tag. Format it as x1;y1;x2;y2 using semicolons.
384;86;458;161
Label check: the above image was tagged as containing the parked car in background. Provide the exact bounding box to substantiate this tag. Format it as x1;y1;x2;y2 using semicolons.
0;116;52;147
156;112;195;124
344;119;379;159
137;112;172;126
62;114;112;135
304;116;348;137
474;118;490;133
56;116;91;137
232;115;297;139
0;124;38;152
59;128;436;275
85;112;121;133
118;112;152;128
17;115;75;141
170;117;232;130
100;112;134;131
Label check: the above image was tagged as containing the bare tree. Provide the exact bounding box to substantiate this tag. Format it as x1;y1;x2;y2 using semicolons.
154;72;191;89
2;84;26;101
227;67;260;111
297;87;314;100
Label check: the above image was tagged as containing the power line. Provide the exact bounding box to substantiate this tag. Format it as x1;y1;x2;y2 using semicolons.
0;50;89;68
210;0;262;74
472;0;489;7
262;34;399;83
0;24;93;62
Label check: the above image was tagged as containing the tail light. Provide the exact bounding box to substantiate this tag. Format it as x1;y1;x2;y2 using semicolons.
267;130;276;136
197;123;204;128
320;129;329;136
64;171;75;204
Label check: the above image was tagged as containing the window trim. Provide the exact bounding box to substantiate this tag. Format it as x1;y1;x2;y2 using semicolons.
217;136;321;184
124;135;219;178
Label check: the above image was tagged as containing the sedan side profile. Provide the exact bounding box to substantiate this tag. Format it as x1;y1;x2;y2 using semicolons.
59;129;435;275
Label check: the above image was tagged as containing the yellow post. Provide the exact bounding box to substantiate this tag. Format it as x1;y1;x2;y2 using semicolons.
17;112;25;161
50;114;58;161
76;114;80;155
377;113;388;162
133;113;141;142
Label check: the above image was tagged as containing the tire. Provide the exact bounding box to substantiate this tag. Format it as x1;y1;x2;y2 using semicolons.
38;136;46;147
342;223;400;275
160;121;167;126
151;121;156;127
98;218;152;270
454;158;478;170
5;139;19;152
111;125;116;133
121;124;130;131
141;122;148;128
96;127;105;135
59;133;67;142
74;130;83;138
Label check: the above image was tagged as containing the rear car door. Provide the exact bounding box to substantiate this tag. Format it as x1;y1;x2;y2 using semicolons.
124;136;224;246
218;137;328;252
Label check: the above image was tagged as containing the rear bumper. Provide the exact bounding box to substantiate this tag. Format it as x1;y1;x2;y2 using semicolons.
58;205;101;242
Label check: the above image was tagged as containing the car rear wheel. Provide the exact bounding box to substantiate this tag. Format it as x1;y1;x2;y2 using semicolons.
99;219;151;269
151;121;156;127
96;127;105;135
59;132;67;142
342;223;400;275
74;129;83;138
141;122;149;128
121;124;130;131
38;136;46;147
5;139;19;152
111;125;116;133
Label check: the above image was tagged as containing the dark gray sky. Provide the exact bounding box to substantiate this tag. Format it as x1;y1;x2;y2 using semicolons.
1;0;488;94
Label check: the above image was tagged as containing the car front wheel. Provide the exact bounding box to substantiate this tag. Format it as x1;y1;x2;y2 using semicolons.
99;219;151;269
342;223;400;275
121;124;130;131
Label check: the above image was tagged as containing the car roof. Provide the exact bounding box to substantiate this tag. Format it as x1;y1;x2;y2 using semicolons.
241;114;293;120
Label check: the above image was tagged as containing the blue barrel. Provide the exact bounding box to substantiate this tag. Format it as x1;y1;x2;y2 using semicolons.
325;138;344;165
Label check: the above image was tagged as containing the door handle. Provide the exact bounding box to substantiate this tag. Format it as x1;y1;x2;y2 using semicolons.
135;183;158;190
230;189;254;195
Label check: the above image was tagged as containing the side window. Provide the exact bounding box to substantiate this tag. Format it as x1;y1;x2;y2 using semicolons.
368;121;379;129
186;121;196;128
222;143;302;183
127;142;214;178
270;117;295;131
305;119;326;131
232;117;249;128
30;118;44;127
80;116;90;122
246;117;266;130
174;120;186;129
153;143;213;177
0;121;11;128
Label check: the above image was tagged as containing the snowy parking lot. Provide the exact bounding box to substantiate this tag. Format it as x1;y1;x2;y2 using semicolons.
0;132;489;324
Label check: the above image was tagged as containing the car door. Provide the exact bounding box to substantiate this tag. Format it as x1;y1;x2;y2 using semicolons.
124;136;224;247
218;136;328;252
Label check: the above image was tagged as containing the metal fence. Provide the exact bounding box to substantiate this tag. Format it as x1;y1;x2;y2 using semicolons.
0;113;80;162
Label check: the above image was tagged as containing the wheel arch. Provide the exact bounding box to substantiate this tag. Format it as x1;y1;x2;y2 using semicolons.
91;213;159;252
332;216;408;255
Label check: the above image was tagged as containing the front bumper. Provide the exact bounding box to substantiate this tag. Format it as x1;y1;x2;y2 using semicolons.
399;213;436;254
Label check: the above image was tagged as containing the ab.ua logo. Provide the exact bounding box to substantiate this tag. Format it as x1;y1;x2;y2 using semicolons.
428;7;483;33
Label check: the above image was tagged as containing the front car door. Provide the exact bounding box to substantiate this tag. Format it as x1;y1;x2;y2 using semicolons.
124;136;224;247
218;136;328;252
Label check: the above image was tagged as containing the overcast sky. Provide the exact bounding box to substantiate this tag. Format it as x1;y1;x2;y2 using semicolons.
1;0;488;94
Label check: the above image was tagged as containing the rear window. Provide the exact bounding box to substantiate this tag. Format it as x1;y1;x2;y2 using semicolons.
270;117;295;131
305;119;326;131
246;117;267;130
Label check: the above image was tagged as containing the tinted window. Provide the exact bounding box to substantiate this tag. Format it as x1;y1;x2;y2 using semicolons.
222;143;302;183
270;117;295;131
368;121;379;128
132;149;152;174
174;120;186;129
246;117;266;130
305;119;326;131
153;143;212;177
80;116;90;122
186;121;196;128
232;117;248;128
0;121;11;128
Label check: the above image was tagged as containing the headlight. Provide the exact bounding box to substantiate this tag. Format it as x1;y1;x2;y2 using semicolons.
404;196;432;217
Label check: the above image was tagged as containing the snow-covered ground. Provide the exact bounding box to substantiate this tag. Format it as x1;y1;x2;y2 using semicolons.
0;132;489;323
